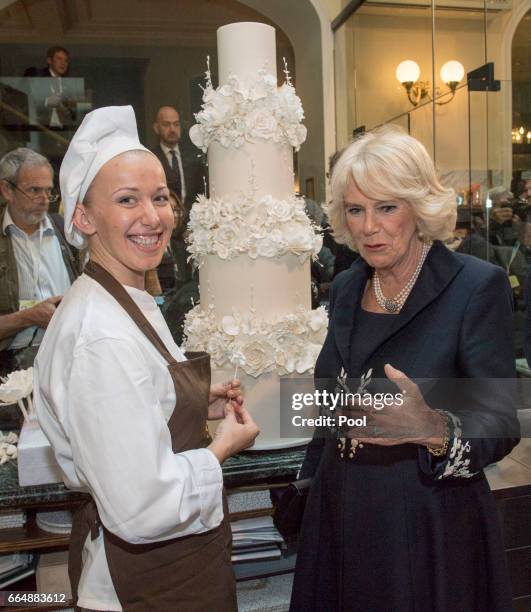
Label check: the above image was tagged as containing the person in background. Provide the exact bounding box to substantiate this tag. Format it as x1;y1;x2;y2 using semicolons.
151;106;202;287
291;126;519;612
0;148;77;374
24;46;76;190
525;266;531;366
526;171;531;200
24;46;70;78
148;190;186;294
23;46;75;128
304;197;335;307
152;107;186;204
326;150;358;277
35;106;259;611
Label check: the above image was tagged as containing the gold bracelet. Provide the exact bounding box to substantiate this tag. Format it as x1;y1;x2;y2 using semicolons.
427;410;450;457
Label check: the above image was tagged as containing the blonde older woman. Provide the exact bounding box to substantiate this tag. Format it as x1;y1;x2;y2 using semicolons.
290;126;520;612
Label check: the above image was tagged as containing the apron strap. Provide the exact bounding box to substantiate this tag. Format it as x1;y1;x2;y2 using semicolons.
84;261;176;365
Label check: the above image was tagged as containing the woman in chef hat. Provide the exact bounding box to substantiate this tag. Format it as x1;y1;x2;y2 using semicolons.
34;105;258;612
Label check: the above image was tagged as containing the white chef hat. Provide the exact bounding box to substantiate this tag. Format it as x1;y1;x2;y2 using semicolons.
60;105;150;248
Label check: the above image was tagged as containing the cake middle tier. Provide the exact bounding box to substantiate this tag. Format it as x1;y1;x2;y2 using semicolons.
208;140;294;200
199;254;311;321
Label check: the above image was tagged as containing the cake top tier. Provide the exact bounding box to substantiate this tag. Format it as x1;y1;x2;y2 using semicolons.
218;22;276;85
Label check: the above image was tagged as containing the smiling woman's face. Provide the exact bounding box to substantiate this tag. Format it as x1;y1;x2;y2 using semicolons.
343;179;419;271
74;151;173;288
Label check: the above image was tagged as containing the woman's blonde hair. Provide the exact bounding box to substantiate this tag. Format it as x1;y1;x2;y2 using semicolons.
327;125;456;251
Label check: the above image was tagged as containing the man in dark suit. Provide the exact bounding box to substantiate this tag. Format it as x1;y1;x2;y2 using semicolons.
23;46;75;192
24;46;70;79
152;106;202;208
151;106;203;287
23;46;74;128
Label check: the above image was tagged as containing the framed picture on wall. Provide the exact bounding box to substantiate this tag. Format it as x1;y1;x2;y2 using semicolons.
305;177;315;200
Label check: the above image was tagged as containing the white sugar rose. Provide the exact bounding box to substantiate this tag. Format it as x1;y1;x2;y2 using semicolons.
269;229;286;252
221;316;240;336
218;83;233;98
307;307;328;333
188;227;209;254
219;200;238;220
215;242;230;259
269;198;294;223
0;368;33;404
215;225;239;248
283;125;306;151
247;75;273;101
239;338;275;377
203;86;216;103
277;85;305;120
245;109;277;142
207;335;229;366
237;196;254;216
276;343;298;374
263;73;277;88
189;125;205;151
253;205;269;228
284;222;314;254
295;344;321;374
257;236;279;258
184;309;207;334
284;314;307;335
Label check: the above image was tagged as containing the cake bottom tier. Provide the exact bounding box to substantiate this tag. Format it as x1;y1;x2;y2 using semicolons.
209;368;310;450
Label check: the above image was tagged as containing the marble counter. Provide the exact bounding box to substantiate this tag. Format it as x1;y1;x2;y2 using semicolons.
1;439;530;511
0;447;306;510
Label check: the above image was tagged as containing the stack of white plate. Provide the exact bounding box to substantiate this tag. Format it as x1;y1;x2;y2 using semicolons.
36;510;72;534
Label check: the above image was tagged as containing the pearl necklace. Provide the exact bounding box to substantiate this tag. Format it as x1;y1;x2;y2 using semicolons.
373;241;432;313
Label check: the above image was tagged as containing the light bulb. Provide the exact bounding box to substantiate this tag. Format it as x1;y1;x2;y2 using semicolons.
440;60;465;84
396;60;421;84
519;126;525;134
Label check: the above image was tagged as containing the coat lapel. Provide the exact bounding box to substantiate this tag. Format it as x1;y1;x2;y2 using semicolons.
381;241;463;342
334;241;464;373
333;258;370;369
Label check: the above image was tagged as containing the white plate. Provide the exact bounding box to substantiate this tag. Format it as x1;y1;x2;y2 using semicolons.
36;510;72;534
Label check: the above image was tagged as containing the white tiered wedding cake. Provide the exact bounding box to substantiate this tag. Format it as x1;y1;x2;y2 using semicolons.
186;22;328;449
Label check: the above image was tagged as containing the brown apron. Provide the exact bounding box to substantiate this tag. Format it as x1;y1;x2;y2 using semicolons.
68;262;236;612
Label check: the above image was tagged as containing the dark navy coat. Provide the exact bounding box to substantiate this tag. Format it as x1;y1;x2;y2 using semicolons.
290;241;520;612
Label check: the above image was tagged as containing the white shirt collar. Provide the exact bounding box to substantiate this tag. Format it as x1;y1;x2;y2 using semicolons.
160;142;180;158
2;207;53;236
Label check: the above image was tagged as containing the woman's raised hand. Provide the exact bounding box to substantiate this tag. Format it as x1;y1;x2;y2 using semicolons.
208;403;259;464
207;379;243;420
353;364;446;448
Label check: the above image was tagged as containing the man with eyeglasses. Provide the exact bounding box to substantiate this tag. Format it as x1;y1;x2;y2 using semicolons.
0;148;78;374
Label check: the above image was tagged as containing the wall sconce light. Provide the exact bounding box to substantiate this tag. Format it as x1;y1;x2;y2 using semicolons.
396;59;465;106
512;126;531;144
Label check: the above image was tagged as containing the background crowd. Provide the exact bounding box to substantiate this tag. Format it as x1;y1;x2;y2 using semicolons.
1;44;531;377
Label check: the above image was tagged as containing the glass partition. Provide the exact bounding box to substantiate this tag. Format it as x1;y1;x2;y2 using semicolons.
333;0;529;357
0;0;303;197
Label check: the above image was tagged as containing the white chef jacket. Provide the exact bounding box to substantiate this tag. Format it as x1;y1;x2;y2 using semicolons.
34;274;223;611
